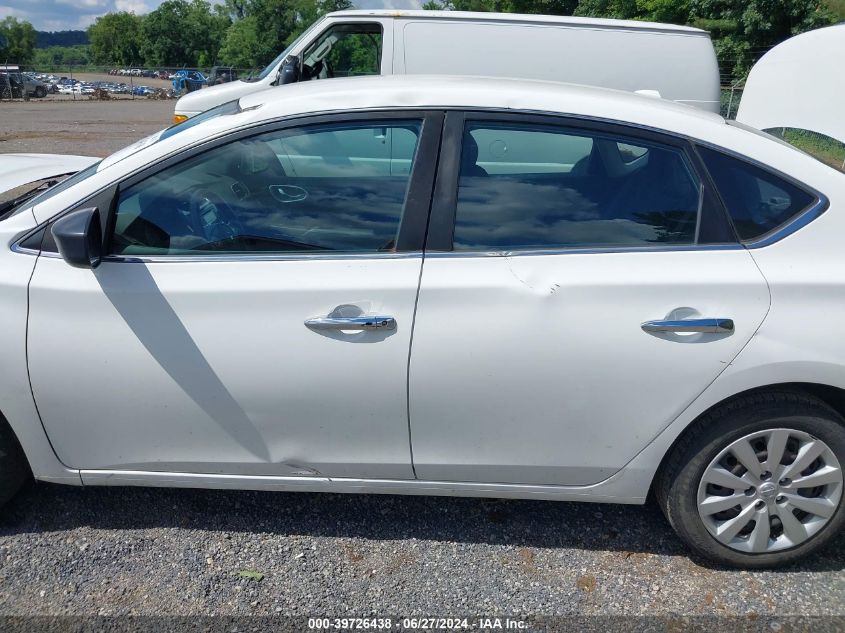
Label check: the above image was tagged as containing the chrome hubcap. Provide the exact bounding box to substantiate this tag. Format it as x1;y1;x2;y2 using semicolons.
697;428;842;553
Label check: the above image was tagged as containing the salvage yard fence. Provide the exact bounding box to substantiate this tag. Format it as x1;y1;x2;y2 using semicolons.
23;63;262;81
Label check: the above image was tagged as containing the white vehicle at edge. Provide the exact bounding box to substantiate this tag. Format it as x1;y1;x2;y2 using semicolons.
2;72;845;569
173;9;721;123
0;154;99;194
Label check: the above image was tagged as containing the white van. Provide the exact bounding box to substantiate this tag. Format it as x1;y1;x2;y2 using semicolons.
174;10;721;122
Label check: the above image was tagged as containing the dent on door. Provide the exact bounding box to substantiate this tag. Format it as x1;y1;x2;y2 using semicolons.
408;249;770;486
27;256;420;479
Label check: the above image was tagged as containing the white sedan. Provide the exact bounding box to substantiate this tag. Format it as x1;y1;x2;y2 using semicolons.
1;76;843;568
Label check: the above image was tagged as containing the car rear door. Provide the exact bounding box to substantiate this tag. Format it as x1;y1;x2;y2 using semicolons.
408;112;771;486
27;111;442;479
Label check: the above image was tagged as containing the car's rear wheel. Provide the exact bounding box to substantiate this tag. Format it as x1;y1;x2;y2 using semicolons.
656;391;845;568
35;86;46;98
0;417;30;508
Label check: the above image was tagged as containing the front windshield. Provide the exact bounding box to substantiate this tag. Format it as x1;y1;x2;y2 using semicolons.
255;22;321;81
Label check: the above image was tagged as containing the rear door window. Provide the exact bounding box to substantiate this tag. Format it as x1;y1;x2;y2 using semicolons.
452;122;702;251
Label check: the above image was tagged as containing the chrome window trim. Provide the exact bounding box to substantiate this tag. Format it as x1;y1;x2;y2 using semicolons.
424;243;745;259
100;251;423;264
30;250;421;263
30;244;746;262
10;242;40;256
742;194;829;249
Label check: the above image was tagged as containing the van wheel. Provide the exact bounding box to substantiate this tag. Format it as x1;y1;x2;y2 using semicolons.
656;391;845;568
0;418;30;508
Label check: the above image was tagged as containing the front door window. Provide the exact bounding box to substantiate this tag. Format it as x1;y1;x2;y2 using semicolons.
110;120;421;256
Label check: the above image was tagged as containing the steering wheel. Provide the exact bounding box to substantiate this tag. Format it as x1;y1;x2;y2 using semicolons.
188;188;241;249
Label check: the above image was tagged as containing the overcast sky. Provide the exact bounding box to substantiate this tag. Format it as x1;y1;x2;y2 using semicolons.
0;0;424;32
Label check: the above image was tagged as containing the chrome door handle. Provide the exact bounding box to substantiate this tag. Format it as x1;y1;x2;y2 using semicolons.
641;318;734;334
304;315;396;331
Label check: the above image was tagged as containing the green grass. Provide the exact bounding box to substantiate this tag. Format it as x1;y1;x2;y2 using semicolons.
824;0;845;20
782;128;845;171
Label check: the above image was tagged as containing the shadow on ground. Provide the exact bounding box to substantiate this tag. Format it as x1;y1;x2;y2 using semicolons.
3;482;844;573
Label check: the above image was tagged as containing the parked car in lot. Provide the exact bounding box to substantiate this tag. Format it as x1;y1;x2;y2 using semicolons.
3;75;845;569
174;10;720;123
0;65;49;98
56;82;95;95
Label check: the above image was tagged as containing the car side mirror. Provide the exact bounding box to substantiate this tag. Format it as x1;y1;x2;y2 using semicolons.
51;207;103;269
278;55;300;85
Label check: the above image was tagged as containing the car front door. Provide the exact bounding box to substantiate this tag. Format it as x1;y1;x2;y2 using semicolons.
408;112;771;486
27;112;441;479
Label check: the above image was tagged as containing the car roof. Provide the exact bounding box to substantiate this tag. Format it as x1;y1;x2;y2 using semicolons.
238;75;724;137
325;9;707;35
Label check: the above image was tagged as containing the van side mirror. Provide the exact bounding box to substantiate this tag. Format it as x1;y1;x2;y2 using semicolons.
51;207;102;269
278;55;300;85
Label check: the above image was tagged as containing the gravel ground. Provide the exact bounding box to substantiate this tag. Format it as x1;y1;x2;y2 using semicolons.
1;97;844;624
1;483;844;618
0;99;174;157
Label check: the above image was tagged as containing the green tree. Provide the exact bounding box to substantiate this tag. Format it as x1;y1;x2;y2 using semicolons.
222;0;250;19
32;45;92;69
0;17;37;65
217;0;351;70
88;12;143;66
141;0;230;67
218;16;263;67
574;0;835;78
825;0;845;20
425;0;578;13
636;0;690;22
575;0;692;20
688;0;835;76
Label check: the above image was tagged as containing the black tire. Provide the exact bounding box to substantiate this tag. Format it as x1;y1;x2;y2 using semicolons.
0;416;30;508
35;86;46;98
0;86;10;100
656;390;845;568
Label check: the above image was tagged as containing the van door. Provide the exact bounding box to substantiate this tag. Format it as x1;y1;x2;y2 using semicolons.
395;19;720;113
